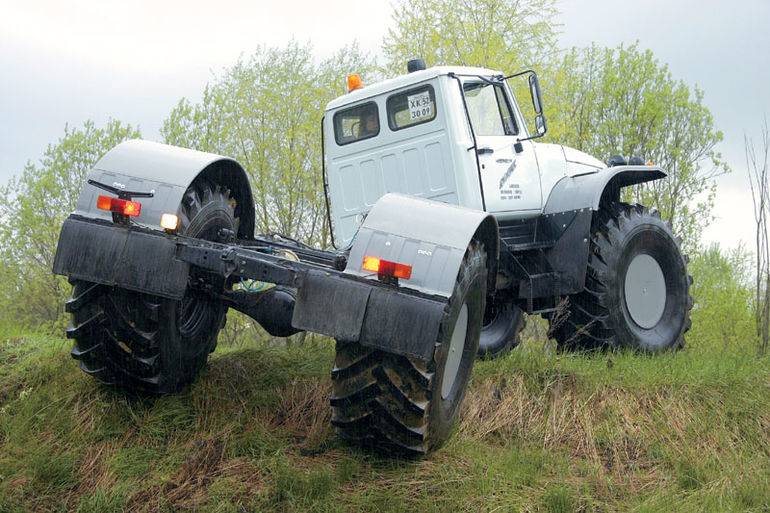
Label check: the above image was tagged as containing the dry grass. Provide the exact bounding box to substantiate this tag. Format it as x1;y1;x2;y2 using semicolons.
459;370;770;505
271;379;332;448
72;442;118;497
1;334;768;512
117;438;272;512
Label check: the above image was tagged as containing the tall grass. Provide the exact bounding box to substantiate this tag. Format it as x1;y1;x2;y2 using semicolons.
0;326;767;512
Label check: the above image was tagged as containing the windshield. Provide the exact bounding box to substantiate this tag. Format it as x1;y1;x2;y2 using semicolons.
462;81;518;137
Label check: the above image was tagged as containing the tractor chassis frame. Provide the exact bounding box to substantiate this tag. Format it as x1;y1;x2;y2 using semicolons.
53;215;447;361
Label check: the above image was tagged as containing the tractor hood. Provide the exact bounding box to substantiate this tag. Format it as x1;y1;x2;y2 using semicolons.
561;146;605;176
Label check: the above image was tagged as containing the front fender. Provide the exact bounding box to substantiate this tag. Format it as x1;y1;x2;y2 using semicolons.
73;140;255;238
543;165;666;214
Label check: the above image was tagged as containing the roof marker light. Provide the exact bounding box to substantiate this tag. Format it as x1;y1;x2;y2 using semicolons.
347;74;363;92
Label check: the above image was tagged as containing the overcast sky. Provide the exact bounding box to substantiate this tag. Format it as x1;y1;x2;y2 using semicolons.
1;0;768;249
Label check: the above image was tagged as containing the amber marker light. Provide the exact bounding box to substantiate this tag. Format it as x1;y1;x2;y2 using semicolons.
347;74;364;92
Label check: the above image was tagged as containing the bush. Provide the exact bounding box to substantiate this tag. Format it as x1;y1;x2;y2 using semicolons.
687;244;756;352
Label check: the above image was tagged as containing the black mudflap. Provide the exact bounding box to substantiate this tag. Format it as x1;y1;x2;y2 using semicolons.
53;216;189;300
292;270;445;361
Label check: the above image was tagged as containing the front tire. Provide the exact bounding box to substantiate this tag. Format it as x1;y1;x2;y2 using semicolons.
330;241;487;455
548;203;692;352
67;180;235;394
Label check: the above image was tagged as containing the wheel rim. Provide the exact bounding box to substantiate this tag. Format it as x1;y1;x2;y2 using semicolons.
624;253;666;329
442;303;468;400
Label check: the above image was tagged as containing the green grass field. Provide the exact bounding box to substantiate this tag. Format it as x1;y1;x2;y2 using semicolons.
1;327;768;512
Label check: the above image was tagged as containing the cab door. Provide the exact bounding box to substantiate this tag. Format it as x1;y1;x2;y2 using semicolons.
462;80;542;215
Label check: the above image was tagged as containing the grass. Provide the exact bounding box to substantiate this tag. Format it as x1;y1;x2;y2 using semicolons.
0;328;768;512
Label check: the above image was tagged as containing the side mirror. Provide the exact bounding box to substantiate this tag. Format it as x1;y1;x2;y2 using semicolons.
503;69;548;143
529;74;543;115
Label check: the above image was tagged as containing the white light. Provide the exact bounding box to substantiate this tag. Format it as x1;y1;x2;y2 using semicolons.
160;213;179;230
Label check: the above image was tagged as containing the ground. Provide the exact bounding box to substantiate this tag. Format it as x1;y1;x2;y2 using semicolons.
0;328;768;513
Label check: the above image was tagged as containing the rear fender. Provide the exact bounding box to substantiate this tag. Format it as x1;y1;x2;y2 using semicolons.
292;193;498;360
73;140;255;238
344;193;499;298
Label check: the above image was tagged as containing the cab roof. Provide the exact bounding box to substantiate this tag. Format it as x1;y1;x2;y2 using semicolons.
324;65;503;112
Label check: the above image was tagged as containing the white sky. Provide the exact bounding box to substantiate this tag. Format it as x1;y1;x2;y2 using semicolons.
1;0;768;250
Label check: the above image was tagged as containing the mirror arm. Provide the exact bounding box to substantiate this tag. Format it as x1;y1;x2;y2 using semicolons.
514;122;547;155
501;69;535;80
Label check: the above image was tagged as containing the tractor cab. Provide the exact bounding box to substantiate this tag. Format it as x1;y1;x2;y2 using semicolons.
322;61;591;248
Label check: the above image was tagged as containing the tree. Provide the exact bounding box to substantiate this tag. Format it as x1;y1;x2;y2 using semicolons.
746;118;770;354
162;41;375;248
687;244;754;352
543;44;728;250
0;120;140;330
382;0;559;73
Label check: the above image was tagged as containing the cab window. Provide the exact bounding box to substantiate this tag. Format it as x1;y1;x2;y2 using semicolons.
387;85;437;130
462;82;518;136
333;102;379;145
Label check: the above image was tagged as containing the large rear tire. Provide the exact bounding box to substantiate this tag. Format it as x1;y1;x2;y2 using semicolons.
548;202;692;352
330;241;487;455
67;180;235;394
477;300;526;358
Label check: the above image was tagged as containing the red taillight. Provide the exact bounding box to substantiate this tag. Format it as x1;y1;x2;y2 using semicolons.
96;195;142;217
362;256;412;280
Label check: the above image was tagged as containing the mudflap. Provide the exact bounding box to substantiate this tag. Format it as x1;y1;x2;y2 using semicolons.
292;270;445;361
52;216;189;300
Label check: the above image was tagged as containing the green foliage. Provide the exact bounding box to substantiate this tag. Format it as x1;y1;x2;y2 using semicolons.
0;120;140;331
383;0;559;73
687;244;756;351
544;44;727;250
162;41;375;247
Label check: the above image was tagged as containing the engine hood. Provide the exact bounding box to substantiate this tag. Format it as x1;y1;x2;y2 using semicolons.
562;146;605;169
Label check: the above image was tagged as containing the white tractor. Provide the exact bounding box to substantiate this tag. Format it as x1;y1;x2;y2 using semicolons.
53;59;692;455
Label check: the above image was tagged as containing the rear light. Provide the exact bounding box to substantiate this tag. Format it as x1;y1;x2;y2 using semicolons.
362;256;412;280
96;195;142;217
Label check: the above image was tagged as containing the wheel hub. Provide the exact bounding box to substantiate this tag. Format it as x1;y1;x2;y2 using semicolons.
624;254;666;329
442;303;468;400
